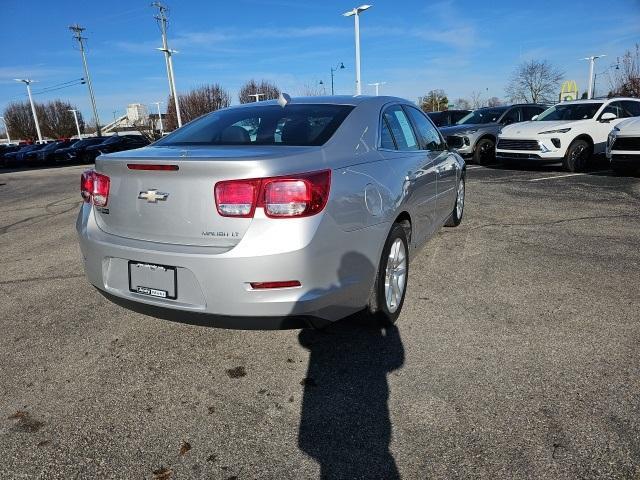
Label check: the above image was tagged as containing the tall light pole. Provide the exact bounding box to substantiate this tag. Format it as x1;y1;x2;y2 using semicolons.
593;60;620;98
248;93;264;102
0;116;10;144
69;24;101;136
582;54;606;99
152;101;164;135
343;5;371;95
330;62;345;95
68;109;82;139
368;81;386;96
152;2;182;128
15;79;43;143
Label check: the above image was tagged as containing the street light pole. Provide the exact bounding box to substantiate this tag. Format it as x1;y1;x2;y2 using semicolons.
69;24;101;136
368;81;386;96
152;101;164;135
0;116;10;144
68;109;82;139
343;5;371;95
330;62;345;95
582;54;606;99
15;79;43;143
153;2;182;127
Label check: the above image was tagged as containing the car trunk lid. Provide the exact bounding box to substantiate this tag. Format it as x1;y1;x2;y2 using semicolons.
93;145;321;247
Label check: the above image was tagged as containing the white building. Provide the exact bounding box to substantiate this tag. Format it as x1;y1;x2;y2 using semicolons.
126;103;148;124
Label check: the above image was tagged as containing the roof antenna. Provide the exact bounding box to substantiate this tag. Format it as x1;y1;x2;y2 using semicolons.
278;92;291;108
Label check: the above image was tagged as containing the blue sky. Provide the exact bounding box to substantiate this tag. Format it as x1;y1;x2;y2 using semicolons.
1;0;639;124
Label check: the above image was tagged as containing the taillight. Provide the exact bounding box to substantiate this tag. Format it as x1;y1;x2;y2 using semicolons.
214;179;260;217
80;169;110;207
214;170;331;219
81;170;93;203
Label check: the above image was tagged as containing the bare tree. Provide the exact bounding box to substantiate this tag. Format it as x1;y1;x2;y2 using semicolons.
238;79;280;104
487;96;502;107
3;100;85;140
419;89;449;112
505;59;563;104
165;84;231;131
454;98;471;110
40;100;85;138
609;44;640;97
470;91;484;109
3;102;39;140
297;82;325;97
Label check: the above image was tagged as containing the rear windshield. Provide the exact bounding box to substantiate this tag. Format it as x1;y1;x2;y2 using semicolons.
536;103;603;121
155;104;354;147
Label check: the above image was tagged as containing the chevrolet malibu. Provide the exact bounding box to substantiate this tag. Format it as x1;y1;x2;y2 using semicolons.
77;96;466;328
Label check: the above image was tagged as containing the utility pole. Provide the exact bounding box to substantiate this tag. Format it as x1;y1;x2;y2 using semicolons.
68;109;82;139
14;79;43;143
152;2;182;127
152;101;164;135
248;93;264;102
368;81;386;96
582;54;606;99
69;24;101;136
0;116;10;144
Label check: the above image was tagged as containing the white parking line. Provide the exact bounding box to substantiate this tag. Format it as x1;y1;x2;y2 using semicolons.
466;165;483;170
529;173;585;182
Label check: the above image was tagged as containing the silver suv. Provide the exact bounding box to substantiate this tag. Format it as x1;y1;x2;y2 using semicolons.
440;104;547;164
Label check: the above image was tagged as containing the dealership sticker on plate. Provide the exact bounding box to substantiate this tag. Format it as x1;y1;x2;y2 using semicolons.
136;286;167;298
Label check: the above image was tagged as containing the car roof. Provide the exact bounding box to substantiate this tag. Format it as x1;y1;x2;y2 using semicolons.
558;97;640;105
224;95;412;110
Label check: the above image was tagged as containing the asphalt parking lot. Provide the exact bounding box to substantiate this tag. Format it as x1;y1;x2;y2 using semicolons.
1;162;639;479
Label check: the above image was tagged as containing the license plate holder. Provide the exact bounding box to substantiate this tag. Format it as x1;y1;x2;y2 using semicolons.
128;261;177;299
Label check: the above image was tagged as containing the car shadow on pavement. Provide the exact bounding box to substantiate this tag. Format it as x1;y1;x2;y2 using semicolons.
296;253;405;480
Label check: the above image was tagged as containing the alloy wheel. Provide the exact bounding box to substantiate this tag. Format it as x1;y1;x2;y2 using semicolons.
384;238;407;313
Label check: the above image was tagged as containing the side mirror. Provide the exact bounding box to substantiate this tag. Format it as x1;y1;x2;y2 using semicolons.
600;112;617;122
531;115;539;121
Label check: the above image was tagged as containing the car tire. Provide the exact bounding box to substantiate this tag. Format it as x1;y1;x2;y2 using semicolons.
563;139;591;172
368;223;409;324
473;138;495;165
445;171;465;227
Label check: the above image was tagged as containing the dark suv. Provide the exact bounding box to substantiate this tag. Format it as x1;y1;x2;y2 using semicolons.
427;109;471;128
54;137;108;163
440;104;548;164
84;135;150;163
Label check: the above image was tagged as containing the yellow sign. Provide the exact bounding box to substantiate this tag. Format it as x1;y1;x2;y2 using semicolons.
560;80;579;101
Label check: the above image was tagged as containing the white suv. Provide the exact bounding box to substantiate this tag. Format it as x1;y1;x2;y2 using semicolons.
496;98;640;172
607;116;640;175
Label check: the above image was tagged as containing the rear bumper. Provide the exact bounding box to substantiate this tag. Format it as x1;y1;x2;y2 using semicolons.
77;204;387;328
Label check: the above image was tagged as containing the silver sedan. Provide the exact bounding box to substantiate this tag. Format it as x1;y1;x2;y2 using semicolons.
77;96;466;328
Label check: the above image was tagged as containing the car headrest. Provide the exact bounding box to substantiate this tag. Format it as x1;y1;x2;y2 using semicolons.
281;118;310;145
220;125;251;144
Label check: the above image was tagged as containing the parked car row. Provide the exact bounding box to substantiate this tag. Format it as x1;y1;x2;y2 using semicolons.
0;134;151;168
437;97;640;174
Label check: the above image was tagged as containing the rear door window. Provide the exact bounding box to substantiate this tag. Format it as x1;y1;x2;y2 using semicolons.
524;106;545;120
621;101;640;117
501;107;522;125
380;118;396;149
382;105;419;151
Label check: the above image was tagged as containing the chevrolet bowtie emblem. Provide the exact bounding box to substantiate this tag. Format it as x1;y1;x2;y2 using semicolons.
138;189;169;203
